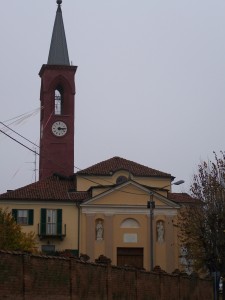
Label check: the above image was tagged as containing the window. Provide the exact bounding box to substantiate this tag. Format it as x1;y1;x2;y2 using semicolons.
12;209;33;225
40;209;62;236
55;86;63;115
116;176;128;184
18;210;28;225
47;209;57;235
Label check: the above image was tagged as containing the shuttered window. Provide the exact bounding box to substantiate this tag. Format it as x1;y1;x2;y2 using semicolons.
12;209;33;225
40;209;62;235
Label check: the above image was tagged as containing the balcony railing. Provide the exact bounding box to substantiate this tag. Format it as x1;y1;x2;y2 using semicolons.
38;223;66;240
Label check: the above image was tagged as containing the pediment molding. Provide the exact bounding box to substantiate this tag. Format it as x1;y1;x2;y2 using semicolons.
81;180;180;209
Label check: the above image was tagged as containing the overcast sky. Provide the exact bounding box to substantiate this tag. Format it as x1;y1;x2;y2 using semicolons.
0;0;225;194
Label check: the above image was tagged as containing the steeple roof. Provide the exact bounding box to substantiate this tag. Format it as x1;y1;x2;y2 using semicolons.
47;0;70;65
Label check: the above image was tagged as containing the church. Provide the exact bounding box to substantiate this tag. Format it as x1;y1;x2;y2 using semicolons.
0;0;194;273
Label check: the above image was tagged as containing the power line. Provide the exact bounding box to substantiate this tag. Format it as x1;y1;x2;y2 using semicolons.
1;110;121;189
0;122;172;197
3;107;40;124
0;129;38;155
0;127;154;196
0;122;39;149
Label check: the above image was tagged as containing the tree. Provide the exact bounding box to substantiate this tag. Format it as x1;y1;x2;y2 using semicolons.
178;152;225;299
178;152;225;275
0;208;36;252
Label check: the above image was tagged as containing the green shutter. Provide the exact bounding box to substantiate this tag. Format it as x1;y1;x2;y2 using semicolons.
57;209;62;235
12;209;18;223
40;209;46;235
28;210;34;225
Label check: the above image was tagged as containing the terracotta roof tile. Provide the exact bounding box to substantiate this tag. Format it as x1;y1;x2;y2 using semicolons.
168;193;197;204
0;175;89;202
77;156;172;178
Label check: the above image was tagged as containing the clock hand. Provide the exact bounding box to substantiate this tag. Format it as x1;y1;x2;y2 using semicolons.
57;127;66;130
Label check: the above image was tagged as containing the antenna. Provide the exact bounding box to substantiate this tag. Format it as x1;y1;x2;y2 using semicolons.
34;147;38;182
25;148;38;182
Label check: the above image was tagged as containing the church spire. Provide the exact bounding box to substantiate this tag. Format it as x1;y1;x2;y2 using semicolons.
39;0;77;180
47;0;70;65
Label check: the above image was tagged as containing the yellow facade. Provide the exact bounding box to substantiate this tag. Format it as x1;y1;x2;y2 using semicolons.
0;160;188;273
77;170;180;272
0;199;79;253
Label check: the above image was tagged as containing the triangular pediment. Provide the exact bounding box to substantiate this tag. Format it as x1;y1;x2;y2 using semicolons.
81;181;179;209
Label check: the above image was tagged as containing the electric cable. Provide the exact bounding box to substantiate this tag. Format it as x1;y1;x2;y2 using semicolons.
0;122;39;149
0;127;153;196
3;107;40;124
0;122;169;197
0;129;38;155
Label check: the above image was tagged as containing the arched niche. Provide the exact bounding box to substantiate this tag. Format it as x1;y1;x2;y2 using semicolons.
156;220;165;243
95;218;104;240
120;218;140;228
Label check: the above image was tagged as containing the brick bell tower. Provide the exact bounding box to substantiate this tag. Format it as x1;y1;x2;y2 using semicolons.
39;0;77;180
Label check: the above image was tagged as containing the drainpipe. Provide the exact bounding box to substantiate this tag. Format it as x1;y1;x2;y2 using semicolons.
75;200;82;257
68;188;81;257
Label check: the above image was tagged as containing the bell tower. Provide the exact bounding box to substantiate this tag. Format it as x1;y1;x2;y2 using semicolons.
39;0;77;180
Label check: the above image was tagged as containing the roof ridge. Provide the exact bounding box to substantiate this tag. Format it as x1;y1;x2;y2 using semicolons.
77;156;172;178
0;175;80;201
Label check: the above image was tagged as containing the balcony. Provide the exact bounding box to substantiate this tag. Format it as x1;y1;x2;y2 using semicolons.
38;223;66;240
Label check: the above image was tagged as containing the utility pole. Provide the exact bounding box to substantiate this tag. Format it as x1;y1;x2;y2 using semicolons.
147;193;155;271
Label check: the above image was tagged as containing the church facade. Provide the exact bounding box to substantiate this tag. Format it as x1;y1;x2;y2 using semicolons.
0;1;194;273
0;156;194;272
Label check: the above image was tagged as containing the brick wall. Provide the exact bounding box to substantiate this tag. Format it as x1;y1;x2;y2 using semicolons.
0;251;213;300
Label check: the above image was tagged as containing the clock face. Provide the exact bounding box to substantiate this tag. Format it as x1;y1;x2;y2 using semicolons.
52;121;67;137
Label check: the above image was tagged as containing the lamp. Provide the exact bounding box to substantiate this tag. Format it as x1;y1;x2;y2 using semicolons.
147;179;184;271
161;180;185;190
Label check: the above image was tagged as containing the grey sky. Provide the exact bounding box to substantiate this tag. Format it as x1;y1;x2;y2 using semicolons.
0;0;225;194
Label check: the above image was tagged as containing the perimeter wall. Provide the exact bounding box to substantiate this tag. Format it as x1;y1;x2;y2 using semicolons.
0;251;213;300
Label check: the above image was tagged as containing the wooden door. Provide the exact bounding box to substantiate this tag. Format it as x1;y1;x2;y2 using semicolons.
117;247;143;269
